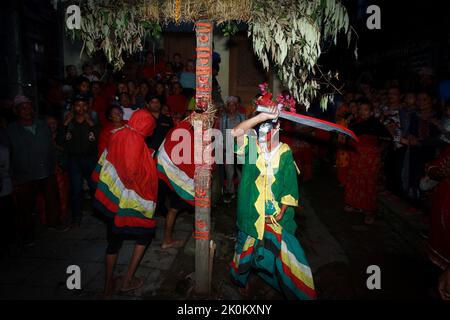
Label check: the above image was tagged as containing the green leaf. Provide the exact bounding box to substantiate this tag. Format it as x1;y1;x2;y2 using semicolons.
320;95;328;110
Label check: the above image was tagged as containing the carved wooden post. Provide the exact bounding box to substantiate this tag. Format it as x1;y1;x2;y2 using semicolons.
193;20;213;295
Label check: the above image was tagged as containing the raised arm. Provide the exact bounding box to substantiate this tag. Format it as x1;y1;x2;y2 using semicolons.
230;105;279;138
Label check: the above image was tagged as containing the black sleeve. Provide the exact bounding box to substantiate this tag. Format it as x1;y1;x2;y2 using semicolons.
91;124;100;139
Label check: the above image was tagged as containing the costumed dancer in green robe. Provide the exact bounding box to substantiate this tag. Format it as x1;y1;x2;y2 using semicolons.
229;105;316;300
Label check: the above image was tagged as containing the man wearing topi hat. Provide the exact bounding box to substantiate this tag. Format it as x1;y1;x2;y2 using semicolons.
6;95;67;246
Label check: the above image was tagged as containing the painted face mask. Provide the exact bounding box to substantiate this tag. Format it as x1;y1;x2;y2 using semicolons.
257;121;272;143
257;120;280;152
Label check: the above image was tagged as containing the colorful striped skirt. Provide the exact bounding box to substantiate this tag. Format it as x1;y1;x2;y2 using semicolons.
230;223;316;300
92;151;157;236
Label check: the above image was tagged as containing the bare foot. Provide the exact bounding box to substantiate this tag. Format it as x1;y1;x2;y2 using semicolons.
161;239;184;250
103;278;117;299
120;276;145;293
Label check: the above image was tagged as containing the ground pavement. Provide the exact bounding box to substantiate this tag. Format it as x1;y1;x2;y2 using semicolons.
0;161;442;299
0;212;193;300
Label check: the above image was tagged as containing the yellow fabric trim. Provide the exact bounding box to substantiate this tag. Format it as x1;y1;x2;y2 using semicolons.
294;161;300;175
101;169;153;217
254;150;266;240
280;241;315;290
99;160;155;218
272;143;290;169
275;144;300;175
243;236;256;252
232;235;256;266
268;214;280;227
157;147;194;197
98;150;107;166
253;143;292;240
235;135;249;156
281;194;298;207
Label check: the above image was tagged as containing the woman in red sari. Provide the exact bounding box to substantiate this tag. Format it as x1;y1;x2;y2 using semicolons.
344;100;391;224
426;144;450;270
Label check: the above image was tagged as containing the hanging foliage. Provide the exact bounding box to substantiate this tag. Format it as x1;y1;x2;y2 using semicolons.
249;0;354;109
68;0;162;70
68;0;355;108
220;21;239;37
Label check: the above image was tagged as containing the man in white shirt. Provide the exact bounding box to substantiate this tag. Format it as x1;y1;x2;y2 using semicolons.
119;93;139;121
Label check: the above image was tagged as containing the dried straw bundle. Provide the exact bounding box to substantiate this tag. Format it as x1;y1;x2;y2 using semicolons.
189;102;217;131
153;0;252;24
140;0;160;20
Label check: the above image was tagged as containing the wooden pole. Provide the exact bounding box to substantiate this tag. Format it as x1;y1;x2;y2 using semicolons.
193;20;213;295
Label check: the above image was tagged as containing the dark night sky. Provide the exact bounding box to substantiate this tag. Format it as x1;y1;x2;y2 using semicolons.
346;0;449;55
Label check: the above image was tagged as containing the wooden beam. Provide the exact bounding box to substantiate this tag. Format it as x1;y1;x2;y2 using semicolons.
193;20;213;296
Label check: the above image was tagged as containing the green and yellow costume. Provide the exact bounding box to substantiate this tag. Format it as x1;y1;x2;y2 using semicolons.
231;131;316;300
